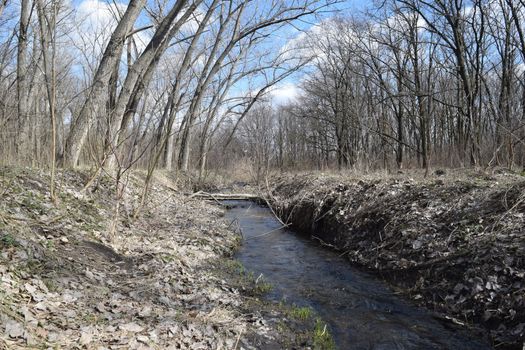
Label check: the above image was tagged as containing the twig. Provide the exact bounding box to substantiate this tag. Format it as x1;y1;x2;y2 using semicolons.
234;329;243;350
81;164;103;193
262;176;289;226
312;235;339;250
187;190;203;199
227;219;243;239
261;196;288;227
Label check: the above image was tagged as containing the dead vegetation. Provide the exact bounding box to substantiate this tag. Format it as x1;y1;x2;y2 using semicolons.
0;166;315;349
269;170;525;349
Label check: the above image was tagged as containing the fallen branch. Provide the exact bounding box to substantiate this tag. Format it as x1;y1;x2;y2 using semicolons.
262;176;289;226
187;192;261;201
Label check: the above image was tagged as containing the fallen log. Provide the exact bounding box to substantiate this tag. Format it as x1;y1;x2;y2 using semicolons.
188;191;261;201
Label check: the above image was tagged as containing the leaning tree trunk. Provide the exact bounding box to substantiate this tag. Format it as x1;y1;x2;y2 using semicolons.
16;0;31;160
103;0;194;169
59;0;145;168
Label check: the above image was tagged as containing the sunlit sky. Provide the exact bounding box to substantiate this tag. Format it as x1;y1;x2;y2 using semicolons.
64;0;375;104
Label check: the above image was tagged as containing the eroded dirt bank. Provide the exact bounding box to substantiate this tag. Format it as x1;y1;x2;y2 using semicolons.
269;171;525;349
0;167;319;349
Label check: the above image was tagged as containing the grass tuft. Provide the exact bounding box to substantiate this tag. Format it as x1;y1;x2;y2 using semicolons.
313;318;336;350
290;305;313;321
0;233;18;248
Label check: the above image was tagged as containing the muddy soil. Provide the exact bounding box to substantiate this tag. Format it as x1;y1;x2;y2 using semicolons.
269;171;525;349
0;167;317;349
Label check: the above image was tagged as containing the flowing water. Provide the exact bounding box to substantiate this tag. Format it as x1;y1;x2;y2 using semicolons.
223;200;492;350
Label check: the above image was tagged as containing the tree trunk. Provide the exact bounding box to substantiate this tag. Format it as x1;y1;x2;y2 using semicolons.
59;0;146;168
16;0;31;159
104;0;194;168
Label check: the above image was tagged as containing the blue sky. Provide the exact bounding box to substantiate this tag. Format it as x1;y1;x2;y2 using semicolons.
63;0;373;105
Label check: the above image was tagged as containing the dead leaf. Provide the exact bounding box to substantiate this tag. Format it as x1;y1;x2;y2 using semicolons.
119;322;144;333
79;330;93;345
5;320;25;338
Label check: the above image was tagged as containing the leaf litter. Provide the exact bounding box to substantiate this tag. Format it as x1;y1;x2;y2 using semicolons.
0;167;310;349
270;171;525;349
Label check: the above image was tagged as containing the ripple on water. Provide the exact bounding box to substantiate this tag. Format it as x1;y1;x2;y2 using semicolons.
223;200;493;350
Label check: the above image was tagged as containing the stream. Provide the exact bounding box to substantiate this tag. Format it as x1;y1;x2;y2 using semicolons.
223;200;492;350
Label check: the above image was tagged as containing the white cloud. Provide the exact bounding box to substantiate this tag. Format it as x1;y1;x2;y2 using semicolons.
280;21;327;62
270;83;299;104
77;0;123;26
75;0;125;48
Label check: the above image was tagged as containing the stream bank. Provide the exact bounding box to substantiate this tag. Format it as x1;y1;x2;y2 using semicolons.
0;167;315;349
224;199;492;349
268;172;525;349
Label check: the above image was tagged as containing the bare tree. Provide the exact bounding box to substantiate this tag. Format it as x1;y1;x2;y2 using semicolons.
59;0;146;167
16;0;31;157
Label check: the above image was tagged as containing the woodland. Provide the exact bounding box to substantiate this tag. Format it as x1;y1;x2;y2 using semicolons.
1;0;525;349
0;0;524;180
